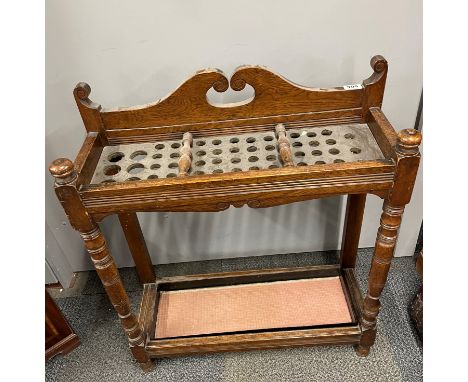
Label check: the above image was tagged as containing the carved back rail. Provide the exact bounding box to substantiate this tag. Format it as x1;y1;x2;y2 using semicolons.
74;56;388;145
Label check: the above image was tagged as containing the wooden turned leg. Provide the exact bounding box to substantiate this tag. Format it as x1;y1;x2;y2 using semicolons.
356;128;422;356
340;194;367;269
118;212;156;284
80;225;153;370
49;158;153;371
355;201;404;356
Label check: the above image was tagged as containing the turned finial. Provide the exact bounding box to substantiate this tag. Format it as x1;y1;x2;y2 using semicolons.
49;158;77;184
396;129;422;156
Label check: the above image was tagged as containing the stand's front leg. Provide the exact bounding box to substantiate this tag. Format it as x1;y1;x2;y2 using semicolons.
49;159;153;371
80;225;153;370
356;128;421;356
356;201;404;356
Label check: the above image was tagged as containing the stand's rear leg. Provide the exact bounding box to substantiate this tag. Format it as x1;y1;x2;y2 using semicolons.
118;212;156;284
340;194;367;269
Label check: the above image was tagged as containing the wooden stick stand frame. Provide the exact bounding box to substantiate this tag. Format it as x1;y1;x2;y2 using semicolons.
49;55;421;371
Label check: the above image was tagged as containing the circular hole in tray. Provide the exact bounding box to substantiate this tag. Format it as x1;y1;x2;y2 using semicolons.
329;148;340;155
321;129;332;136
195;160;206;167
153;153;162;159
212;139;222;145
230;137;239;143
126;177;141;181
194;170;205;175
166;173;177;178
130;150;147;161
230;147;240;153
246;137;256;143
100;179;116;184
150;163;161;170
290;132;300;138
212;169;224;174
103;165;121;176
315;160;326;165
249;166;260;170
309;141;320;147
196;150;206;157
334;159;345;163
168;162;178;169
212;158;222;164
292;142;303;147
307;132;317;138
295;151;305;157
326;139;336;145
268;164;279;169
344;133;355;139
297;162;307;166
108;152;125;162
231;158;241;164
264;136;274;141
350;147;362;154
155;144;165;150
248;156;259;162
247;146;257;152
232;168;242;172
212;149;222;155
170;152;180;158
127;163;145;174
265;145;275;151
147;175;159;179
171;143;181;149
266;155;277;161
196;141;206;146
312;150;322;156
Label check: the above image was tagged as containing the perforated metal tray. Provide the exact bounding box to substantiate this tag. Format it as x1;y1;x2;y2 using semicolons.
90;123;385;185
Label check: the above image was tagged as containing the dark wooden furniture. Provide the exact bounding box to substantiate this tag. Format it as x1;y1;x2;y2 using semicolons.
410;250;423;339
49;55;421;371
46;289;80;360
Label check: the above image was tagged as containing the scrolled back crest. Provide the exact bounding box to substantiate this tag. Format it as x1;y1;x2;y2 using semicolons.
370;55;388;74
74;82;92;100
176;68;229;98
75;55;388;134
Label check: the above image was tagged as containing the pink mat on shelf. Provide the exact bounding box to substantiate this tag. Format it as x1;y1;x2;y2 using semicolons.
155;277;352;339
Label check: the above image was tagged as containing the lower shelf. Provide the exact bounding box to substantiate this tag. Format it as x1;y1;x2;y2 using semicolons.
139;265;363;358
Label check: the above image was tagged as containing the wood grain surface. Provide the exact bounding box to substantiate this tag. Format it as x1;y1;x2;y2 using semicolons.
49;55;422;369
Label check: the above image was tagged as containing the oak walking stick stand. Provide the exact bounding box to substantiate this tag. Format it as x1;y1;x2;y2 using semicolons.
49;55;421;371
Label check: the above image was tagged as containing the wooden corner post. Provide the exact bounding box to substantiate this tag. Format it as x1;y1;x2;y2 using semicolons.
356;129;422;356
49;158;153;371
340;194;367;268
118;212;156;284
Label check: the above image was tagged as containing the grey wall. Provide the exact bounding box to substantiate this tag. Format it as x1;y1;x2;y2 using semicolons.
45;260;58;285
46;1;422;284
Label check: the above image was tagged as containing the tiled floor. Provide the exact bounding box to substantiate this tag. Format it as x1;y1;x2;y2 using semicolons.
46;249;422;382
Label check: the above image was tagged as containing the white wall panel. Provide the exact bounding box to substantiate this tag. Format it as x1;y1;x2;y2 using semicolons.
46;1;422;273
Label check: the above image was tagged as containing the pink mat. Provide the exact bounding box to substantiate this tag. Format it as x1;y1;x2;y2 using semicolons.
155;277;352;339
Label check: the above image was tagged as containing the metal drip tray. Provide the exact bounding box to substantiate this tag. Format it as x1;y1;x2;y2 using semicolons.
90;123;384;185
